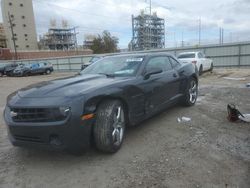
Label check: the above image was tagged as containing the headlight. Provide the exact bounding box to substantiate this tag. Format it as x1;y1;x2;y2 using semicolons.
59;106;71;117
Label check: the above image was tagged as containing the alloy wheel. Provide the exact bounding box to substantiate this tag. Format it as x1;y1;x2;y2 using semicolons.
189;80;197;104
112;106;125;146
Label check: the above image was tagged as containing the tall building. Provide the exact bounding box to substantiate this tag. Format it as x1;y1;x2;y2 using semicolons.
131;11;165;51
1;0;38;51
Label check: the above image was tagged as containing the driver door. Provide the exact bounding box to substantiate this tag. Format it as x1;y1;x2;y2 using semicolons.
142;56;179;114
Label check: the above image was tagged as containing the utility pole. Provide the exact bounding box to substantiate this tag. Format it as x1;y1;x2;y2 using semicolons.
198;17;201;45
149;0;152;49
219;27;224;44
181;31;184;47
146;0;152;49
219;28;221;44
132;15;134;51
149;0;152;15
221;28;224;44
8;12;17;60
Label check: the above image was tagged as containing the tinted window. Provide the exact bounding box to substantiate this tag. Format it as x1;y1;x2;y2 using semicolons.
178;53;195;59
146;56;172;72
198;53;203;58
169;57;180;68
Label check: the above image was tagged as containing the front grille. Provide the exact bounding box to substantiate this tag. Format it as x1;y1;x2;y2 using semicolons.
10;108;67;123
14;135;43;143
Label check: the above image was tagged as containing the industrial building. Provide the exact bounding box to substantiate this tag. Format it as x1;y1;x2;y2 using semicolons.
131;12;165;51
1;0;38;51
39;27;78;50
83;34;96;49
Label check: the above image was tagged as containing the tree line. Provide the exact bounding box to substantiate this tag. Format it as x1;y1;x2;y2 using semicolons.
89;31;119;54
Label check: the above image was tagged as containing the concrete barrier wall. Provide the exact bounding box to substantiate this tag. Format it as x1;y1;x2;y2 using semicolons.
1;42;250;71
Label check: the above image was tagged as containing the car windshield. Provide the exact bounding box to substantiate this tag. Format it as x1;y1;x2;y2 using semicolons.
178;53;195;59
81;55;144;77
90;57;101;62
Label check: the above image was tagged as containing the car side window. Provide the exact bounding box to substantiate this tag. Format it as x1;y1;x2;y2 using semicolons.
145;56;172;72
169;57;181;68
198;53;203;58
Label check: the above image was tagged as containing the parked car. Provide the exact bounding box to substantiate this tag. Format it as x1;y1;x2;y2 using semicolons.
12;62;53;77
0;64;6;77
4;53;198;154
30;62;54;75
177;51;213;75
81;56;103;70
3;63;18;76
12;64;31;77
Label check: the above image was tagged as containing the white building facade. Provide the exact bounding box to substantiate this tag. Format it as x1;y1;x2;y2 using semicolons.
1;0;38;51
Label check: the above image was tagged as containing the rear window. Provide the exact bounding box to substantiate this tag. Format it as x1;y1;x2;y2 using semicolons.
178;53;195;59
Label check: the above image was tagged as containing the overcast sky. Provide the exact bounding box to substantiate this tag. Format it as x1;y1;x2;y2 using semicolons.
1;0;250;48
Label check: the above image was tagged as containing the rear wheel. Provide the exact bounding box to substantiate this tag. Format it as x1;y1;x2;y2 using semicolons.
94;100;126;153
46;69;51;74
24;72;29;77
199;65;203;76
182;78;198;106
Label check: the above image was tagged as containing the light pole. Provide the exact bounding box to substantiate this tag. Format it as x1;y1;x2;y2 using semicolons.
8;12;17;60
198;17;201;45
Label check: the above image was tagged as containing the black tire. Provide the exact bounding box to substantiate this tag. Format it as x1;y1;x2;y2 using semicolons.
182;78;198;106
199;65;203;76
23;72;27;77
46;69;51;74
94;100;126;153
209;63;213;73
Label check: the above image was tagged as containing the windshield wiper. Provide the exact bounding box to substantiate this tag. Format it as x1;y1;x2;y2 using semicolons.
98;73;115;78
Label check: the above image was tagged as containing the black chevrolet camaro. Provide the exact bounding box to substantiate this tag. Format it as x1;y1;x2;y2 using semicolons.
4;53;198;153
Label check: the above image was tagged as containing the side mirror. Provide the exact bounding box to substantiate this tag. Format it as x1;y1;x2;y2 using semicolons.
144;68;163;80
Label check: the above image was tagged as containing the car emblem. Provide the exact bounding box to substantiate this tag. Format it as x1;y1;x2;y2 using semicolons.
10;111;18;117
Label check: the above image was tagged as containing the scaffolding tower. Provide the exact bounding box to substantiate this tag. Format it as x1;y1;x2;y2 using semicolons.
131;12;165;51
40;27;78;50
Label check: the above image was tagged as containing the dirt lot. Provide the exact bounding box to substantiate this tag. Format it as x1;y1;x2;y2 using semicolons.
0;69;249;188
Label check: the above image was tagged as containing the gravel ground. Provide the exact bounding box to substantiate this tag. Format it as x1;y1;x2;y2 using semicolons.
0;69;249;188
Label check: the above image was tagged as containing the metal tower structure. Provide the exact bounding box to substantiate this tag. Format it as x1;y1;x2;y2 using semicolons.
40;27;78;50
131;12;165;51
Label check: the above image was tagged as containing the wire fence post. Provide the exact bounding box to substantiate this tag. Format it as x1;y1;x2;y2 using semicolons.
56;58;59;71
68;58;71;71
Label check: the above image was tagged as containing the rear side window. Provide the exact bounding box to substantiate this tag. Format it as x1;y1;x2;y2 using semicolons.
178;53;195;59
146;56;172;72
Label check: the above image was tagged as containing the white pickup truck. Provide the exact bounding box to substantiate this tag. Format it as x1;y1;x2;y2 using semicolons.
177;52;213;75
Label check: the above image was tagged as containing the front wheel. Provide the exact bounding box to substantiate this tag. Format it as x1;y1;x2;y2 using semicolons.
182;78;198;106
94;100;126;153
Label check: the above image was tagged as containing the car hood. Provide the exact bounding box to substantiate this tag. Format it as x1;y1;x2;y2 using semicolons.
17;74;130;98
